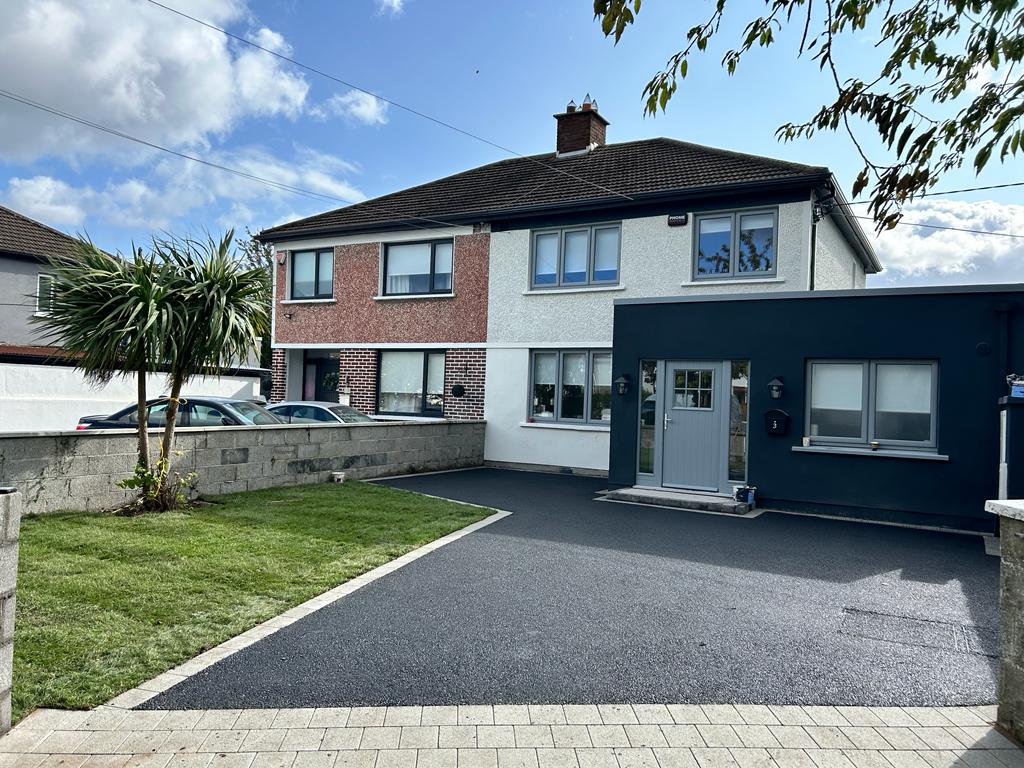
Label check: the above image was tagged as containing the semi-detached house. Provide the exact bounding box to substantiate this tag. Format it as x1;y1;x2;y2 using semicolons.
260;101;881;475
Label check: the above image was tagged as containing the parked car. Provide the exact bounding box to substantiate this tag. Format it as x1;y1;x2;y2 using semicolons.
267;401;376;424
78;396;284;429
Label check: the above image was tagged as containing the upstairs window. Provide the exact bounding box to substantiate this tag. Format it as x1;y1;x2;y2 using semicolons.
383;240;453;296
291;249;333;299
807;360;938;450
694;210;777;279
531;224;620;288
36;273;54;314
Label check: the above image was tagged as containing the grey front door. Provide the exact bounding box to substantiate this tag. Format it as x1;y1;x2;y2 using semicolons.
662;361;725;492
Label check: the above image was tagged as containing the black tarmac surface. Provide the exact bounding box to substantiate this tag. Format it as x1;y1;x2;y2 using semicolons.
145;468;999;709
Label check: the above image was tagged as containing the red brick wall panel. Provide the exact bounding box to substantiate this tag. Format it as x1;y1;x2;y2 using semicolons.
270;349;287;403
338;349;378;414
274;233;489;345
443;349;486;420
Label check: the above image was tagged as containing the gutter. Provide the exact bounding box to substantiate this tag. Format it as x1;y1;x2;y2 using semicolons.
257;173;832;243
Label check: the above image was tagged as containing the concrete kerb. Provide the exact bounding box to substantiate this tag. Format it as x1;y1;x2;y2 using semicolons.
101;501;512;710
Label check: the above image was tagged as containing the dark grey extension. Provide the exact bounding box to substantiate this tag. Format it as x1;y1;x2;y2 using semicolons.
143;468;998;710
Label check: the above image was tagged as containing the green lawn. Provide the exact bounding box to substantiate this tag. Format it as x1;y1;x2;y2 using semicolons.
13;481;489;721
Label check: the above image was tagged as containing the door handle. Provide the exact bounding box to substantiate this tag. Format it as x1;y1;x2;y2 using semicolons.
664;413;673;430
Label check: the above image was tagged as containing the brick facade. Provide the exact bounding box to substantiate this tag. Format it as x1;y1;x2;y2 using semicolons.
338;349;378;415
443;349;486;420
270;349;287;403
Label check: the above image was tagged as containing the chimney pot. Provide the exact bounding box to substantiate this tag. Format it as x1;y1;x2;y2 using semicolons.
554;98;609;155
566;99;576;113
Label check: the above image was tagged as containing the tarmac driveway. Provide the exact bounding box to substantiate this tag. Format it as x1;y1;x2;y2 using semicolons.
144;468;999;708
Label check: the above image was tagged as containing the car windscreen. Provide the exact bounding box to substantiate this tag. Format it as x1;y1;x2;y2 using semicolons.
229;401;282;425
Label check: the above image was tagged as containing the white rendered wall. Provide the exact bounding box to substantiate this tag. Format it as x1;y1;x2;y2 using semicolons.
814;213;865;290
0;364;259;433
483;347;610;472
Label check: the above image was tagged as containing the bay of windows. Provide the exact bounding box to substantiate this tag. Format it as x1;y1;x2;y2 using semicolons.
378;350;445;415
530;350;612;424
807;360;938;450
531;223;620;288
383;240;453;296
291;249;334;299
695;210;777;279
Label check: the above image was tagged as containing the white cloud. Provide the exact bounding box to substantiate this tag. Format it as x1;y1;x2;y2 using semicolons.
313;90;390;125
376;0;404;15
0;0;309;161
870;199;1024;281
2;146;365;233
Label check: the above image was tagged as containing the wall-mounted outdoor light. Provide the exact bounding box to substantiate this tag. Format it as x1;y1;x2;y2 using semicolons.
615;374;631;396
276;252;287;266
767;377;785;400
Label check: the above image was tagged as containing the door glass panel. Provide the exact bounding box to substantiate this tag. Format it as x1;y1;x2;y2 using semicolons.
809;363;864;438
560;352;587;419
673;368;713;410
638;360;657;474
729;361;750;482
562;230;589;284
426;352;445;412
379;351;425;413
386;243;432;294
317;251;333;296
433;242;453;292
593;227;619;282
874;363;933;442
738;213;775;273
533;233;559;286
531;352;557;419
303;363;317;400
697;217;732;275
292;251;316;298
590;353;612;422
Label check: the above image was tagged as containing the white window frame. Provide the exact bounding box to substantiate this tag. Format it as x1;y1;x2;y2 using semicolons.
529;223;621;289
805;359;939;451
693;208;778;280
528;349;612;425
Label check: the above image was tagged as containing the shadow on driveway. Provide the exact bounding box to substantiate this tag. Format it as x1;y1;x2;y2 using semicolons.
143;468;998;709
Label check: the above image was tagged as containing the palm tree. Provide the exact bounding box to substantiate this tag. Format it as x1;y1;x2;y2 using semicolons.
32;241;171;480
149;230;270;507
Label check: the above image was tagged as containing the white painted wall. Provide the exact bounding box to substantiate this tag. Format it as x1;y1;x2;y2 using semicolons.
814;213;866;290
484;347;610;472
0;364;259;433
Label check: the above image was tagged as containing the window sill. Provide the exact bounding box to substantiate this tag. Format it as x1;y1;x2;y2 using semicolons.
791;445;949;462
519;421;611;433
373;293;455;301
523;285;626;296
684;277;784;287
281;298;336;304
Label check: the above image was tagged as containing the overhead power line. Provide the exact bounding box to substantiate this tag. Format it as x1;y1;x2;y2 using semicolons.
144;0;634;204
845;180;1024;204
842;213;1024;239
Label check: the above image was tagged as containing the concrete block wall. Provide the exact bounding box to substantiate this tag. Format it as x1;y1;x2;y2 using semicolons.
0;421;485;515
987;499;1024;743
0;490;20;734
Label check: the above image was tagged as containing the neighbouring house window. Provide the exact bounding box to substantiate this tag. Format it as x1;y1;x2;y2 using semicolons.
530;223;620;288
36;273;54;314
806;360;938;449
529;350;611;424
694;209;777;279
638;360;657;475
729;361;750;482
378;350;445;415
291;249;333;299
383;240;454;295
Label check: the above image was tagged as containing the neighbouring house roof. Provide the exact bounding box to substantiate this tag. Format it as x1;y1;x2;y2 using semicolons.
0;205;80;262
258;137;879;272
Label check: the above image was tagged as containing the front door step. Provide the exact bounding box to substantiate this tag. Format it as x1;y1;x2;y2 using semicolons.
603;486;751;515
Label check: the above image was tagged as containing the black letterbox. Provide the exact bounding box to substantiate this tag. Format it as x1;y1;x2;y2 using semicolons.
764;409;790;436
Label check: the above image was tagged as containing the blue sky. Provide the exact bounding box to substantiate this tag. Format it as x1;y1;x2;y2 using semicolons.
1;0;1021;285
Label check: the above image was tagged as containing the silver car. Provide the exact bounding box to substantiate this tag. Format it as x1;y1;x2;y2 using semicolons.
267;401;377;425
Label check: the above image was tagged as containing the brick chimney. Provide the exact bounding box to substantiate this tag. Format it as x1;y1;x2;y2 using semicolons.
554;94;609;155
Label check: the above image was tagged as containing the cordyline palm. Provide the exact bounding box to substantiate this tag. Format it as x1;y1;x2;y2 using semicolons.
32;240;172;476
150;230;270;504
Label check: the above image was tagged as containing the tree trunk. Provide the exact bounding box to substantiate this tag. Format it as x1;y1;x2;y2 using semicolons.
135;366;149;470
156;373;185;506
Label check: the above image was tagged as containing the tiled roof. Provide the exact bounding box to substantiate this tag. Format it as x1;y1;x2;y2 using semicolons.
0;205;80;261
260;138;829;239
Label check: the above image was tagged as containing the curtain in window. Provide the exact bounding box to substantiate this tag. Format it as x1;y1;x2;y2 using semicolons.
590;353;612;421
426;353;445;412
560;352;587;419
562;230;589;284
532;353;557;419
593;228;619;282
534;233;559;286
386;243;432;294
433;243;453;292
380;351;425;413
875;364;933;441
809;363;864;438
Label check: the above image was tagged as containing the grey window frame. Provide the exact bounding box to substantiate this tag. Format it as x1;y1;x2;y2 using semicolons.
693;208;778;280
290;249;334;299
36;272;54;314
376;350;446;417
529;222;621;289
382;239;454;296
805;359;939;451
528;349;612;425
